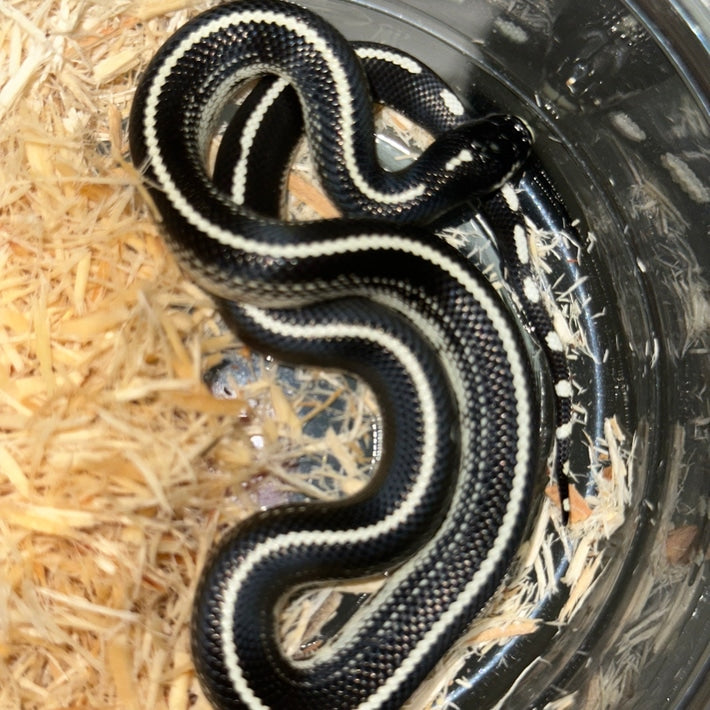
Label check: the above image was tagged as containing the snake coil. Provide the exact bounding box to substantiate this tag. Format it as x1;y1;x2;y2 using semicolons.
129;1;574;707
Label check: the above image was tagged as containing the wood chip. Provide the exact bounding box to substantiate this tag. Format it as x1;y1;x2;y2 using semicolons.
666;525;699;565
545;483;593;523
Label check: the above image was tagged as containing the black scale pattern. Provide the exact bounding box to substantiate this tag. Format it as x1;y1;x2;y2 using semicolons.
211;35;574;514
126;0;576;708
354;47;574;514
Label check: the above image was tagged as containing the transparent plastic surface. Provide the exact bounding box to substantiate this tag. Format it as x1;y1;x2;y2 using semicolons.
285;1;709;707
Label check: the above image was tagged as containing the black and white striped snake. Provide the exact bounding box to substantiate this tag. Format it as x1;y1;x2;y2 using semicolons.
128;1;574;707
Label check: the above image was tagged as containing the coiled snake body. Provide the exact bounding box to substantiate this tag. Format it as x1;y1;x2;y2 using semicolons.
129;1;573;707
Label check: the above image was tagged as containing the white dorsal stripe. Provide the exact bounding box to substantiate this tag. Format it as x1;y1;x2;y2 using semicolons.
220;310;440;705
513;223;529;265
144;7;425;207
290;288;482;665
137;6;538;707
440;89;465;116
546;331;564;352
501;183;520;212
231;76;291;203
445;148;474;172
218;303;532;709
355;46;422;74
523;277;541;304
555;379;573;398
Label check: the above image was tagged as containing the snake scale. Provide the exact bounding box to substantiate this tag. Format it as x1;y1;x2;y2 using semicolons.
128;1;575;707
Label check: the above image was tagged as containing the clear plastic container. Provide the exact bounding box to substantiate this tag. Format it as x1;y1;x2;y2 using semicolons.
286;1;710;707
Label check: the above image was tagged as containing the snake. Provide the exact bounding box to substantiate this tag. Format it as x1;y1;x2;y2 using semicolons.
128;1;574;707
212;42;573;505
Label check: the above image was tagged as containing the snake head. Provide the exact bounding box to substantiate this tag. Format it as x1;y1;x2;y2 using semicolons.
446;114;532;189
399;114;533;224
375;114;534;226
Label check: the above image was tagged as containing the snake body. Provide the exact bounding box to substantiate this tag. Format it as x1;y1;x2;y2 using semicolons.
129;1;572;707
214;45;573;510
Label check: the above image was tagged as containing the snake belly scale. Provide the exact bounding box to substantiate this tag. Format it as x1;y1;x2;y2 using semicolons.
128;1;552;707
